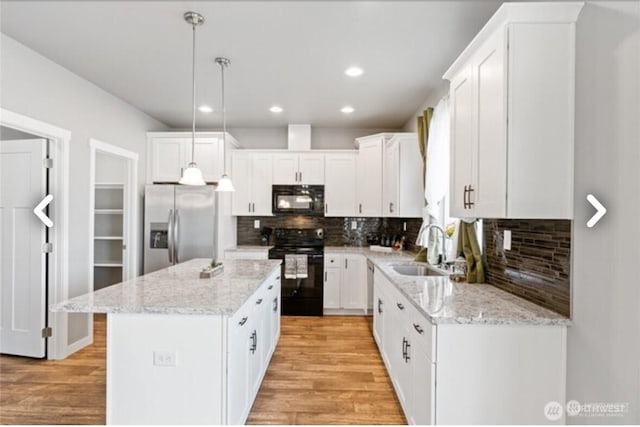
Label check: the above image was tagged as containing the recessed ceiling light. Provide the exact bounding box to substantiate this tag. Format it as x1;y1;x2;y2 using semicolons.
341;106;355;114
198;105;213;113
345;66;364;77
269;105;283;113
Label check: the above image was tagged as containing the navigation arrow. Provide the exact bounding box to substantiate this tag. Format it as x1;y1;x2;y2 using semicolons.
586;194;606;228
34;194;53;228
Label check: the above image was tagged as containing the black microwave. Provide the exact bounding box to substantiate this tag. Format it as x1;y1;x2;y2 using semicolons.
272;185;325;216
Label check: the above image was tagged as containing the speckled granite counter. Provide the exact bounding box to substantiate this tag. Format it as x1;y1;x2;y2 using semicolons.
225;245;272;253
53;258;282;316
324;246;570;326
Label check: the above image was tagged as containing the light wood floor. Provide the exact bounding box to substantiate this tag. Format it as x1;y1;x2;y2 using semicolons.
1;314;404;425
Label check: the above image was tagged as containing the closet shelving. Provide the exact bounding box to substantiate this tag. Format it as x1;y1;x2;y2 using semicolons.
94;183;125;290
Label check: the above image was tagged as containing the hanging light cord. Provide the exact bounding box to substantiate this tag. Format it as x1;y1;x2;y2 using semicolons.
190;21;197;164
220;60;227;174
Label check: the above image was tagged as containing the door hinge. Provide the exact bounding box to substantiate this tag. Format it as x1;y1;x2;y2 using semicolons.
42;327;52;338
43;157;53;168
43;242;53;253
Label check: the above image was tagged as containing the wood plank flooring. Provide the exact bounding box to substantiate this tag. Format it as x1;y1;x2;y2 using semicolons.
1;314;404;425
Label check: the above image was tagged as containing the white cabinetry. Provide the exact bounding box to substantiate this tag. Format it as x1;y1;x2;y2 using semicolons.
382;134;423;218
231;152;273;216
226;270;280;425
355;135;384;217
324;153;357;217
444;3;582;219
273;153;324;185
323;253;366;313
373;266;566;425
147;132;236;184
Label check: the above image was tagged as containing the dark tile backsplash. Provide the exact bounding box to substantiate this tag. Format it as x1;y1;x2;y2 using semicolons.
237;216;423;252
483;219;571;317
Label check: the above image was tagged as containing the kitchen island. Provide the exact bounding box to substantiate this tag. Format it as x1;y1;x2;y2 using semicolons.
54;258;282;425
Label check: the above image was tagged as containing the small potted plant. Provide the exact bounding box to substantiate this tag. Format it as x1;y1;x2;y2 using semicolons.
200;258;224;279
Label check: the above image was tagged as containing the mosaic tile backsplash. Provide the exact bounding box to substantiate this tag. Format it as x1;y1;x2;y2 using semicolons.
483;219;571;317
237;216;423;252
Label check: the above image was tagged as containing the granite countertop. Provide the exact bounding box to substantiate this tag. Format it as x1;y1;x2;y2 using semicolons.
324;246;571;326
52;259;282;316
226;245;272;252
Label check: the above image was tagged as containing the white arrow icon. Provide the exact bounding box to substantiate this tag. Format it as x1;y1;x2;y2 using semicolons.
586;194;606;228
34;194;53;228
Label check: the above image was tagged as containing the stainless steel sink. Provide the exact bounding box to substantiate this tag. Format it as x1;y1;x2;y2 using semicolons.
390;263;446;277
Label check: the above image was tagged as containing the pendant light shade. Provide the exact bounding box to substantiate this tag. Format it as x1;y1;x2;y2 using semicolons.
179;11;206;186
215;57;235;192
180;162;206;186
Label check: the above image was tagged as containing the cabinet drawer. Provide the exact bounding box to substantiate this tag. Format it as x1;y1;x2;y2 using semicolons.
406;303;436;362
324;253;343;267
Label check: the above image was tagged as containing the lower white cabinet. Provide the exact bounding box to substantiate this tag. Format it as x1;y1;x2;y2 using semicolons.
373;268;566;425
227;271;280;425
323;253;366;313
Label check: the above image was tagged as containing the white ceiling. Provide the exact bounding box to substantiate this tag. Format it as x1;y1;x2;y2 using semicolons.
0;1;502;129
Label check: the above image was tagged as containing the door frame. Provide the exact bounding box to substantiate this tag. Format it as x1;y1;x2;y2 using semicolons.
0;108;71;360
88;138;139;283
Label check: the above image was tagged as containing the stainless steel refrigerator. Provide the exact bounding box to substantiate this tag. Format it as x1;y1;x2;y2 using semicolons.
144;185;216;274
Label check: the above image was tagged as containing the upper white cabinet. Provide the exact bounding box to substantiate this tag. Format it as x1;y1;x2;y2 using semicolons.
382;134;423;218
273;153;324;185
355;135;384;217
444;3;583;219
324;153;358;217
147;132;237;184
231;152;273;216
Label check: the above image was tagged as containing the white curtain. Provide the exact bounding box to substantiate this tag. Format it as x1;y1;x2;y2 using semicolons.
425;96;450;222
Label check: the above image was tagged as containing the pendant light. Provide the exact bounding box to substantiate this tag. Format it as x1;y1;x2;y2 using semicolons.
215;57;235;192
179;11;206;186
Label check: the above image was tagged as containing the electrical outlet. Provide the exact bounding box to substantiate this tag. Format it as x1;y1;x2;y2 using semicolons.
503;230;512;251
254;220;260;229
154;350;176;367
351;220;357;230
403;222;407;231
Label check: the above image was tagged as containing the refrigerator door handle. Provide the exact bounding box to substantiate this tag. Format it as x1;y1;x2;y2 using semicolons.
174;209;180;263
167;209;174;263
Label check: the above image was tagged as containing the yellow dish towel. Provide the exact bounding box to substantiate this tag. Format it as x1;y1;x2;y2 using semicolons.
457;221;485;283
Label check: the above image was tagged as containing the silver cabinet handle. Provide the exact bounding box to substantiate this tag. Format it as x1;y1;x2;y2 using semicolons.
324;271;327;282
389;202;394;213
396;302;404;310
239;316;248;326
345;258;348;269
167;210;174;263
174;209;180;263
252;202;255;212
248;202;251;213
325;203;328;214
463;185;469;209
299;171;302;182
256;298;263;305
268;285;274;290
359;203;362;214
467;185;475;207
413;323;424;334
273;297;278;312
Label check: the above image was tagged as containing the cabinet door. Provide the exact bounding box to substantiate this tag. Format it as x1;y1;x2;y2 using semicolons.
474;31;507;217
411;341;436;425
227;315;252;425
341;255;366;310
449;67;475;218
323;268;341;309
272;153;298;184
373;274;385;349
251;153;274;215
384;307;411;410
231;152;252;215
382;141;399;217
192;138;222;184
151;138;187;183
267;278;281;356
298;153;325;184
357;140;383;217
324;154;357;217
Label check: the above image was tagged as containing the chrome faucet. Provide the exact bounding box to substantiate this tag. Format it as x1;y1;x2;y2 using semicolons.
416;223;447;265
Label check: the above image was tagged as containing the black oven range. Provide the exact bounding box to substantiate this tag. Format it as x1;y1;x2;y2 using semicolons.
268;228;324;316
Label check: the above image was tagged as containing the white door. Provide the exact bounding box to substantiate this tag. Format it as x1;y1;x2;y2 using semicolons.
324;154;357;217
0;139;48;358
357;141;383;217
272;153;298;184
298;154;325;184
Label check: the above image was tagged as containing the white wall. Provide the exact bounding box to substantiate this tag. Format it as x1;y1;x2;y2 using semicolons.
0;34;167;347
568;1;639;424
402;81;449;132
228;126;399;149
